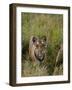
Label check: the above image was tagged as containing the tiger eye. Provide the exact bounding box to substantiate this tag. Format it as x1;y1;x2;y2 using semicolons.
36;44;39;48
42;43;45;47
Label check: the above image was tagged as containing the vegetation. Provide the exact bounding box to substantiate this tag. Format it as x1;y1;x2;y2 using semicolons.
21;13;63;77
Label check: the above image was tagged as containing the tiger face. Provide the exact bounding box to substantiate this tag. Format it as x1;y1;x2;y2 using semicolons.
30;36;47;62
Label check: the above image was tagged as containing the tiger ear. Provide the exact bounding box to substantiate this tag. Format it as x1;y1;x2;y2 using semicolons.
42;36;47;42
32;36;37;43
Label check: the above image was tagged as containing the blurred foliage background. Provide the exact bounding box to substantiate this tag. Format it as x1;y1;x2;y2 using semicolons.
21;13;63;77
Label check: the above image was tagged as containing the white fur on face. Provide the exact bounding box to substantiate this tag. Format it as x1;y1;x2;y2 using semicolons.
37;41;39;45
42;41;44;44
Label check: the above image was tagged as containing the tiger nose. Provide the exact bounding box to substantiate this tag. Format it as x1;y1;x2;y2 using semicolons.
39;52;42;57
39;54;42;57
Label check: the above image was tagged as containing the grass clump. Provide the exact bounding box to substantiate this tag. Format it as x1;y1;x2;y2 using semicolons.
21;13;63;77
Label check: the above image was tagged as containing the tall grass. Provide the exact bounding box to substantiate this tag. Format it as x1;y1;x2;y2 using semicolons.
21;13;63;77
